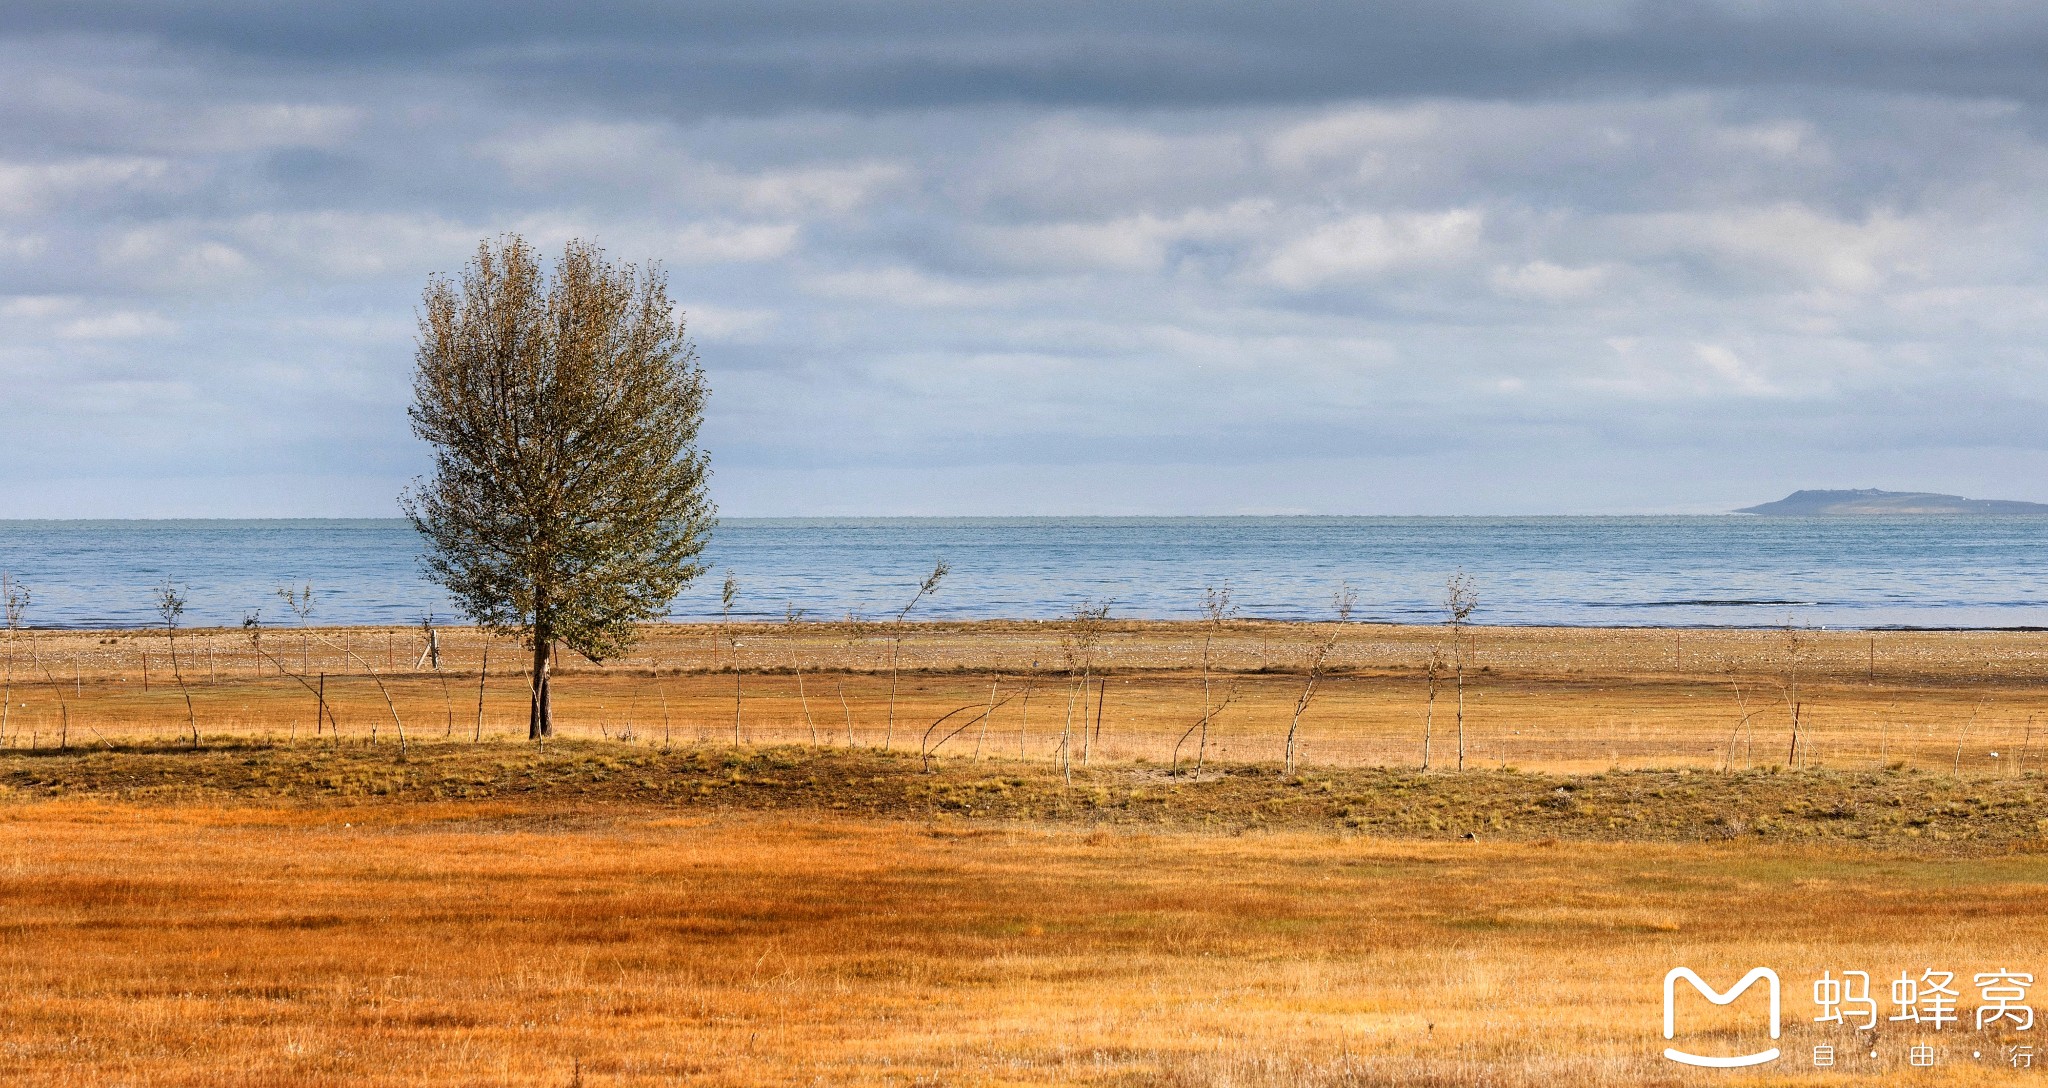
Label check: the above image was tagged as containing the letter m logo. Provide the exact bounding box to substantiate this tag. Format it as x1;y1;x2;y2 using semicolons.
1663;967;1781;1068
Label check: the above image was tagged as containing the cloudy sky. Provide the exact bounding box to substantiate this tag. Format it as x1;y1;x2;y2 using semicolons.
4;1;2048;517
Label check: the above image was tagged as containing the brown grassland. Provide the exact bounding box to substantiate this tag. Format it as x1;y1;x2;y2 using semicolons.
10;618;2048;771
5;621;2048;1085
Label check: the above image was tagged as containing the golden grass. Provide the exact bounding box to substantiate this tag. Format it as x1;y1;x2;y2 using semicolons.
6;794;2048;1085
6;620;2048;773
8;622;2048;1084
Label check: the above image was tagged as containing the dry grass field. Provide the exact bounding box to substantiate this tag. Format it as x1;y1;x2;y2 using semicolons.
6;773;2048;1086
5;619;2048;772
6;621;2048;1085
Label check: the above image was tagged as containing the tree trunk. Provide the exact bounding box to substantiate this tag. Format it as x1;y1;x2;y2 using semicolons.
1455;661;1465;772
1422;660;1436;771
475;645;488;742
1080;668;1094;766
530;638;553;739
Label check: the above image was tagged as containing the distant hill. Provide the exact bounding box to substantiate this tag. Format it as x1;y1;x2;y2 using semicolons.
1737;488;2048;516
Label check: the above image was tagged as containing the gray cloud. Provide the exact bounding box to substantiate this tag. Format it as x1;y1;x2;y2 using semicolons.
19;1;2048;114
1;4;2047;516
15;2;2048;108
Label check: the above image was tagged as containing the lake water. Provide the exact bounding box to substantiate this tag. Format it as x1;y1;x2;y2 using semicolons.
0;516;2043;630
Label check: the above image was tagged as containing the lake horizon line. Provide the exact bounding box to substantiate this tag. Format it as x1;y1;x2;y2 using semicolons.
10;511;2048;527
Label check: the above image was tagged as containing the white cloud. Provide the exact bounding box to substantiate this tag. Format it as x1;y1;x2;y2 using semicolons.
1489;260;1611;301
178;103;362;153
266;312;414;343
969;201;1271;272
734;162;905;216
226;211;482;278
479;121;906;216
1615;203;1928;292
0;156;182;216
95;212;486;288
98;228;252;286
477;119;669;179
671;221;800;263
965;118;1253;215
1265;106;1442;171
0;294;74;319
54;310;177;340
684;304;776;340
1711;119;1822;161
1693;343;1779;396
801;266;1046;308
1587;338;1791;400
1261;209;1484;288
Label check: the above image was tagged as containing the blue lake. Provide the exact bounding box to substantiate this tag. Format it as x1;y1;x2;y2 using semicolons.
0;516;2043;629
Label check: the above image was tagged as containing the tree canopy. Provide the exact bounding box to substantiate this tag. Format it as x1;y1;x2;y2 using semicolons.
403;234;714;737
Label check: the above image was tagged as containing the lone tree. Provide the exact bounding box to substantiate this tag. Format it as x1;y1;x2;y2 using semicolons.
403;235;715;739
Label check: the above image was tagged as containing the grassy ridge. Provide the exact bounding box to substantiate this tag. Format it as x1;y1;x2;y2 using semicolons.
7;739;2048;850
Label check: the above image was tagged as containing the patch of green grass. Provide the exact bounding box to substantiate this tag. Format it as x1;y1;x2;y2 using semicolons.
4;740;2048;853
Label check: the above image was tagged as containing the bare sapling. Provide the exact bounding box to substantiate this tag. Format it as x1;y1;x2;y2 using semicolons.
1197;583;1238;775
3;600;67;751
3;580;83;751
319;632;410;758
153;579;200;746
885;560;949;751
840;611;871;746
786;604;816;744
836;679;855;747
1955;697;1989;777
1016;665;1036;759
1059;678;1077;784
1723;681;1758;772
1421;647;1441;770
276;583;316;674
1284;583;1354;777
1876;700;1896;768
1444;572;1478;771
722;571;741;746
1782;689;1801;768
243;613;339;739
1090;678;1108;759
24;647;80;750
1;575;25;747
920;688;1020;771
1778;623;1804;768
1058;599;1111;766
974;670;1000;759
440;670;454;738
1171;682;1239;779
920;703;987;771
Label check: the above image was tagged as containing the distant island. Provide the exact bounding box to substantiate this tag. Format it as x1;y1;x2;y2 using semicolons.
1737;488;2048;516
